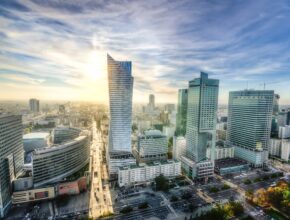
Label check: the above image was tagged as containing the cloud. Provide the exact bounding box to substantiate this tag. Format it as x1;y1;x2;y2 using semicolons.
0;0;290;104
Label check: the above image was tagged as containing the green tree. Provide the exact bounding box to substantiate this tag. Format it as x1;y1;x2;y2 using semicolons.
221;184;230;190
170;195;179;202
243;179;252;185
268;188;284;209
209;187;219;193
154;174;169;191
120;206;133;214
138;201;149;209
229;201;244;216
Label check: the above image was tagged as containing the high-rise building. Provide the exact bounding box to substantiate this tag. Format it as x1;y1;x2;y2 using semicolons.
173;136;186;161
227;90;274;167
29;98;40;113
136;130;168;163
107;54;136;177
272;94;280;115
165;104;175;113
181;72;219;179
149;94;155;109
186;72;219;162
0;115;24;217
176;89;188;136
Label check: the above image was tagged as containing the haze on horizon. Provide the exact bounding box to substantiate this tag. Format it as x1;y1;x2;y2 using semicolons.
1;0;290;105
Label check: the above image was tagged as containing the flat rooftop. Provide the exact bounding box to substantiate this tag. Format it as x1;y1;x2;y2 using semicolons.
23;132;50;139
34;135;86;154
215;157;248;169
119;159;179;170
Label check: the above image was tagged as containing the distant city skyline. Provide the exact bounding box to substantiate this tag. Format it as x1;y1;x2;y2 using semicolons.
1;1;290;104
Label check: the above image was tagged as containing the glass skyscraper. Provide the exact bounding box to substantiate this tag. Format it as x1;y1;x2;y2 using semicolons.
0;115;24;217
176;89;188;136
108;54;133;153
186;72;219;162
227;90;274;167
107;54;135;176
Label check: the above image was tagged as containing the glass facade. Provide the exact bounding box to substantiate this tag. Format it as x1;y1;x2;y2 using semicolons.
0;115;24;217
186;72;219;162
176;89;188;136
107;54;133;153
227;90;274;166
32;135;90;187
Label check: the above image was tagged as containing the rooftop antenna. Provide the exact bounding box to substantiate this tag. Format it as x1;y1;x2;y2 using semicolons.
263;82;266;90
246;81;248;90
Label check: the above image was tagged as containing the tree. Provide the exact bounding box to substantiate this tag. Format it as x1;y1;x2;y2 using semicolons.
267;187;284;209
170;195;179;202
205;205;229;220
253;188;268;206
229;201;244;216
181;192;191;200
120;206;133;214
138;202;149;209
221;184;230;190
154;174;169;192
243;179;252;185
245;189;254;201
262;175;269;180
209;187;219;193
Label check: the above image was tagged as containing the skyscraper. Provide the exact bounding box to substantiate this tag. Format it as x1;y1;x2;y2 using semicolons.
181;72;219;179
107;54;135;177
149;94;155;110
227;90;274;167
0;115;24;217
272;94;280;115
29;98;40;113
176;89;188;136
186;72;219;162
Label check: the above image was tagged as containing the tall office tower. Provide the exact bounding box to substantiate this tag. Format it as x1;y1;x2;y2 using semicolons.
176;89;188;136
227;90;274;167
272;94;280;115
107;54;135;177
287;109;290;125
182;72;219;179
0;115;24;217
149;94;155;109
29;98;40;113
186;72;219;162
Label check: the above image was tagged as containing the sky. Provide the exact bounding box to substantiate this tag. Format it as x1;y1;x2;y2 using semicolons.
0;0;290;105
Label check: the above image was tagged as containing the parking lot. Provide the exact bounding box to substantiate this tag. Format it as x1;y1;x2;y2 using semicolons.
227;169;284;192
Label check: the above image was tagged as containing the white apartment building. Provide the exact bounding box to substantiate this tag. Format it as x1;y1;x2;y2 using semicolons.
279;125;290;139
173;136;186;161
269;138;290;161
207;145;234;160
118;160;181;187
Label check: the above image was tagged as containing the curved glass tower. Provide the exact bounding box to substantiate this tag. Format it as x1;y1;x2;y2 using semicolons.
107;54;135;176
108;54;133;152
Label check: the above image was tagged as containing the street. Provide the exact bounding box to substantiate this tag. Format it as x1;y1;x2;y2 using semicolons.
89;120;113;219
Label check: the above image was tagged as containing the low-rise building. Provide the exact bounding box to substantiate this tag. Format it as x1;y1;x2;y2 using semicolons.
214;158;249;175
234;145;268;167
23;132;51;152
279;125;290;139
12;187;55;204
207;143;234;160
173;136;186;161
32;135;90;187
52;126;81;144
269;139;290;161
136;130;168;163
118;160;181;187
181;156;214;180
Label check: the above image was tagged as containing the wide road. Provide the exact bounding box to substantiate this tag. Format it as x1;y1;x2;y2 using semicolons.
89;120;113;219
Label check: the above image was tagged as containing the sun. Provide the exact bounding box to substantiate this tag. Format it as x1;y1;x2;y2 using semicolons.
85;50;107;80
